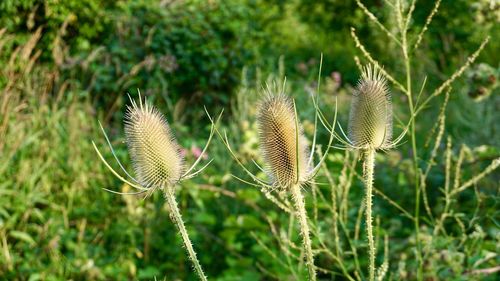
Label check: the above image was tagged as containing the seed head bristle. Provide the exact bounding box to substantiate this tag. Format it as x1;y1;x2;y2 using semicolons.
348;64;392;150
124;99;184;189
257;90;310;188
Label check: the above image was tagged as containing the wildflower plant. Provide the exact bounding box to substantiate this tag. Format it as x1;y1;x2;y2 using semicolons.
346;64;397;281
93;91;221;281
349;1;497;280
313;63;407;281
208;81;336;280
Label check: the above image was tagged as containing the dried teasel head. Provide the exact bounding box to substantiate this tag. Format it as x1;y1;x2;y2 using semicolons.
348;64;392;150
124;98;184;189
257;89;311;188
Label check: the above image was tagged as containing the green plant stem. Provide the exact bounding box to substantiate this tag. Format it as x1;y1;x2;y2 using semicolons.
290;183;316;281
363;149;376;281
164;186;208;281
403;31;423;281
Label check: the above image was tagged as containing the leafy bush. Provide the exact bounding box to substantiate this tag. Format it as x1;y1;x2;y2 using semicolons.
1;0;282;120
64;0;275;120
0;0;115;56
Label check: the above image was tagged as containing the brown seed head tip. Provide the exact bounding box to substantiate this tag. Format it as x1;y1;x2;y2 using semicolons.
257;91;310;188
348;64;392;150
124;99;184;188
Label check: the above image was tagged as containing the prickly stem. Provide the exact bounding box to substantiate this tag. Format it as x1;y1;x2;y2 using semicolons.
363;149;376;281
164;186;208;281
290;183;316;281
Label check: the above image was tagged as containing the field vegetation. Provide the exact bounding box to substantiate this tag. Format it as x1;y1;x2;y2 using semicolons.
0;0;499;280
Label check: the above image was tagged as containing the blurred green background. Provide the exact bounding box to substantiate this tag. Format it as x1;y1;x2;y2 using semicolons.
0;0;498;280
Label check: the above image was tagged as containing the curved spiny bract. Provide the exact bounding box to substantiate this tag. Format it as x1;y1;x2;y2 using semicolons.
124;100;184;189
348;64;392;150
257;92;311;188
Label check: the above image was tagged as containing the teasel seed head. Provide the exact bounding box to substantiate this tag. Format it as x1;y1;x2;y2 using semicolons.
348;64;392;150
257;90;311;188
124;99;184;189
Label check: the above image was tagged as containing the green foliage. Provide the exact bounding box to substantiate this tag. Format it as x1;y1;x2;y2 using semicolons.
413;0;499;69
0;0;115;55
0;0;281;119
1;0;499;280
295;0;499;86
64;0;276;117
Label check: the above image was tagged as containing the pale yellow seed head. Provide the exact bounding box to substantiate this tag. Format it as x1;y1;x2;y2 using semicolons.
348;64;392;150
124;99;184;188
257;92;310;188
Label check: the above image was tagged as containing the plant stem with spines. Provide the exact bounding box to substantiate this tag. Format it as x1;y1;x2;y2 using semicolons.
363;149;376;281
164;186;208;281
290;183;316;281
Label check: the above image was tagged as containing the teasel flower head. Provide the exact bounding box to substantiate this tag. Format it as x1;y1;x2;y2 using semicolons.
124;98;184;188
348;64;393;150
257;88;311;188
93;91;217;197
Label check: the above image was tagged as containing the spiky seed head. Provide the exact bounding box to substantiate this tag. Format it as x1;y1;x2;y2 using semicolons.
348;64;392;150
124;99;184;189
257;91;311;188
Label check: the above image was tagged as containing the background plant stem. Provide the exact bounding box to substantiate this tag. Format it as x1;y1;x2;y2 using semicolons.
403;30;424;280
